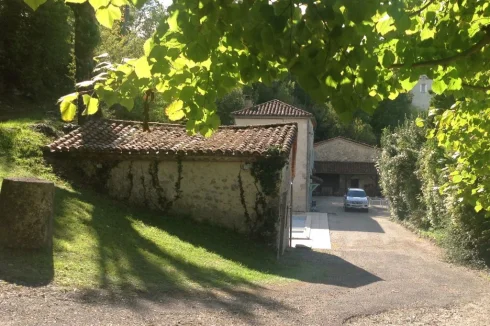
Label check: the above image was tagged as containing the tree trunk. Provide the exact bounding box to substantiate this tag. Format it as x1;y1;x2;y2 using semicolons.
0;178;55;249
69;2;100;126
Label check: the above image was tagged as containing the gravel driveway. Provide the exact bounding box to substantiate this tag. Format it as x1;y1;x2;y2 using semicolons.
1;197;489;325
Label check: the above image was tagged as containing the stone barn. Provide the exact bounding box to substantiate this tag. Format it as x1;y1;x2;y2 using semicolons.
46;119;297;254
313;137;379;197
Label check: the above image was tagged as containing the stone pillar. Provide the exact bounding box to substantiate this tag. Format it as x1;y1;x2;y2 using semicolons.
0;177;55;249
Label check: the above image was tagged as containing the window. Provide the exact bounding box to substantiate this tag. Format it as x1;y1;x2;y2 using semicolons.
420;83;427;93
347;189;366;198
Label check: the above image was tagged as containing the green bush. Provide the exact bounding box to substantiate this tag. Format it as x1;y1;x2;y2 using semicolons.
378;120;426;221
444;202;490;267
378;119;490;267
0;121;54;179
416;139;448;229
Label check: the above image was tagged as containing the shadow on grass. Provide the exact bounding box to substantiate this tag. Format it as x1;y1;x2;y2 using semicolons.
0;185;382;321
0;246;53;286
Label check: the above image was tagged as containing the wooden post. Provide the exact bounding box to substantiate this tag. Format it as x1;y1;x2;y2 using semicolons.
0;177;55;249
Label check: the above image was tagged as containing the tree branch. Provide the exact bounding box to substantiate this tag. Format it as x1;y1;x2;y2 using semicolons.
462;83;490;91
408;0;436;17
389;33;490;69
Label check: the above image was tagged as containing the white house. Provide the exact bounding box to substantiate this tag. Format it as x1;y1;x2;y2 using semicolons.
232;99;315;213
410;75;433;110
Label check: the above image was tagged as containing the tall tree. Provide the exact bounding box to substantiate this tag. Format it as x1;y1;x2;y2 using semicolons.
370;93;415;142
26;0;490;215
0;0;73;100
68;2;100;124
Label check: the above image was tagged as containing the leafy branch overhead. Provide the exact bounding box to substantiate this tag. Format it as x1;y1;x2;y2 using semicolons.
31;0;490;134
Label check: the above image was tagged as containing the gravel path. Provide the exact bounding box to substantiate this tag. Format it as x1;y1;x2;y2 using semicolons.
1;197;489;325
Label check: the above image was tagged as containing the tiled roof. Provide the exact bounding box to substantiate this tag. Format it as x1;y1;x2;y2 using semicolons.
232;99;313;117
47;119;297;158
314;136;375;149
314;161;377;175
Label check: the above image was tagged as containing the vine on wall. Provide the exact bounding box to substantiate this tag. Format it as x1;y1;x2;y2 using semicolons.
238;147;288;245
148;157;183;213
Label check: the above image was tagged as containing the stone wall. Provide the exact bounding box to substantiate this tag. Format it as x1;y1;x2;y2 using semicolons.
314;138;378;163
69;158;290;250
234;117;312;213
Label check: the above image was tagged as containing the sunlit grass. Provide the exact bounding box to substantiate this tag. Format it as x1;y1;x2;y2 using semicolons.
0;119;287;291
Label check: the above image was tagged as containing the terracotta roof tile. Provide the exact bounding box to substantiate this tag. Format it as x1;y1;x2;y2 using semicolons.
314;136;376;148
47;119;297;158
232;99;313;117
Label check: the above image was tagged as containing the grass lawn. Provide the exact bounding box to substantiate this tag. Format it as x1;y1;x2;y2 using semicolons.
0;118;324;293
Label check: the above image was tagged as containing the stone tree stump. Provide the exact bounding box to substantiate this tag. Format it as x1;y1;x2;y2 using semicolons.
0;177;55;249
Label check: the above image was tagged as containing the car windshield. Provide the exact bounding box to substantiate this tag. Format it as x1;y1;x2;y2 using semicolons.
347;190;366;197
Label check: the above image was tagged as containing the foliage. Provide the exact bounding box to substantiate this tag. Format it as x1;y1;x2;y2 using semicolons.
378;119;490;266
238;147;288;244
251;147;288;198
416;139;448;229
0;120;55;179
313;104;377;145
24;0;490;216
46;0;483;131
0;0;74;99
378;120;426;222
370;93;416;141
215;88;245;125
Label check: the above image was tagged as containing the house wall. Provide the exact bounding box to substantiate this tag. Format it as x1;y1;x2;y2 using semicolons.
234;117;312;213
314;138;377;163
277;150;293;254
66;157;291;252
410;76;433;110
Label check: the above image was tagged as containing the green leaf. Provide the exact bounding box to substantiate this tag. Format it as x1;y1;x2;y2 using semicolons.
143;38;155;57
400;77;418;91
168;10;180;32
186;41;209;62
420;28;435;40
475;201;483;212
395;14;411;32
415;117;425;127
23;0;47;10
134;57;152;79
447;77;462;91
376;16;395;35
325;75;338;89
81;95;100;115
95;4;122;29
452;174;463;183
65;0;86;3
432;79;448;95
166;100;185;121
382;50;395;67
119;97;134;110
88;0;109;10
60;99;78;122
110;0;129;6
82;94;92;106
179;86;194;102
58;92;79;104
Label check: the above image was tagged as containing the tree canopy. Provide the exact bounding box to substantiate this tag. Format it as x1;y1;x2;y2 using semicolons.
24;0;485;132
23;0;490;215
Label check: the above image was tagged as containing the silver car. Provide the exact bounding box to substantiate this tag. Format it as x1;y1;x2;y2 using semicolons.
344;188;369;212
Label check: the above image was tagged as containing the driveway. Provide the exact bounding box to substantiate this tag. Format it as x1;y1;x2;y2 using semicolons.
1;197;489;325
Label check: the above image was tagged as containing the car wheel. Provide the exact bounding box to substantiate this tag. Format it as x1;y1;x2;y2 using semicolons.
365;208;369;213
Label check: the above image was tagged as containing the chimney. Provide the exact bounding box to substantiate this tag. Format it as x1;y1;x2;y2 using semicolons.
243;94;253;108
